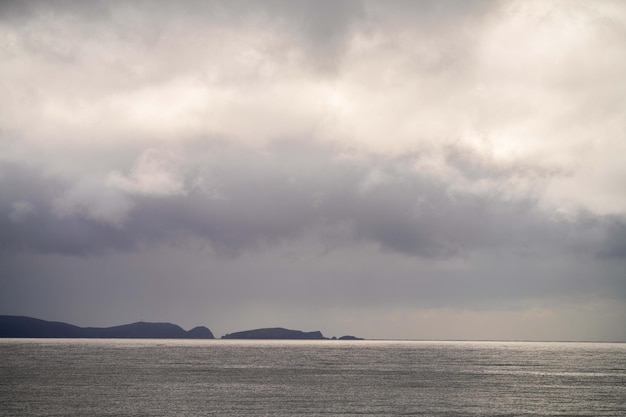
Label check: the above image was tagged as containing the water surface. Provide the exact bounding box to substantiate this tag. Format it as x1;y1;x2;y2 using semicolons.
1;339;624;416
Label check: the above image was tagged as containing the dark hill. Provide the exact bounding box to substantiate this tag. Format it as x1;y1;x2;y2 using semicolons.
338;335;364;340
82;322;191;339
187;326;215;339
0;316;214;339
0;316;84;338
222;327;326;340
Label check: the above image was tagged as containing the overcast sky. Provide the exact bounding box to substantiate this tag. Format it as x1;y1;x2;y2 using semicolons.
1;0;625;341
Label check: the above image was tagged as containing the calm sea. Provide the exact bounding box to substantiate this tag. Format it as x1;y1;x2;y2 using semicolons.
1;339;624;416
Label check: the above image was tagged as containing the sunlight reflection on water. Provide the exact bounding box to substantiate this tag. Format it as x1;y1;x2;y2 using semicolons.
1;339;624;416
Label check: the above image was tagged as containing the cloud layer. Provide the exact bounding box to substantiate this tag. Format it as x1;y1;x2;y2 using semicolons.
1;0;625;340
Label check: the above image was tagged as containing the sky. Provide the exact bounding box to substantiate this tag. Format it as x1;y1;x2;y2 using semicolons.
1;0;625;341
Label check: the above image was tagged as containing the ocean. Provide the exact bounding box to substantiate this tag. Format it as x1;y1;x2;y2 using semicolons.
1;339;624;416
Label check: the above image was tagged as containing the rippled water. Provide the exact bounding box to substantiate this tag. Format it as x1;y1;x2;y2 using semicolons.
1;339;624;416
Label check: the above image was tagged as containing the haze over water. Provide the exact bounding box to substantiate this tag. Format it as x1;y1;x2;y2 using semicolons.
1;339;624;416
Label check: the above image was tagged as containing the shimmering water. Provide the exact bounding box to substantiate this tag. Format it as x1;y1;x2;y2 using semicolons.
1;339;624;416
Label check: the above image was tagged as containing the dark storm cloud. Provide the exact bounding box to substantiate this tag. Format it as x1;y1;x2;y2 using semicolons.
0;141;619;261
0;163;134;255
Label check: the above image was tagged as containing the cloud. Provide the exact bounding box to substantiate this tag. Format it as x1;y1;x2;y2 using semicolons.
9;201;36;223
2;0;625;218
1;0;625;340
1;141;621;261
108;148;186;196
598;219;626;259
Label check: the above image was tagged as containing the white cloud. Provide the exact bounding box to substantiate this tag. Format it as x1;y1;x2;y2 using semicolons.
108;148;186;196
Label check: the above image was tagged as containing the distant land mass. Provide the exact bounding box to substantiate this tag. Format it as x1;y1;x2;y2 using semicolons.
0;316;214;339
222;327;364;340
337;335;364;340
0;316;364;340
222;327;326;340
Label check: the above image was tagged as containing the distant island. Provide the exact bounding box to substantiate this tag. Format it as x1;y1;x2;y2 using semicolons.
0;316;214;339
222;327;363;341
222;327;325;340
0;316;363;340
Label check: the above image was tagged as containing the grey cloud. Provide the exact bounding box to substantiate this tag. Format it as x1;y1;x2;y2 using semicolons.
1;141;619;261
0;162;133;255
0;0;110;21
361;0;499;41
1;143;624;341
1;220;623;339
360;0;499;74
0;0;503;91
0;0;365;76
598;219;626;259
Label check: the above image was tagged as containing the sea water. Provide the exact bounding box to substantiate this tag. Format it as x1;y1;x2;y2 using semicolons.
0;339;624;416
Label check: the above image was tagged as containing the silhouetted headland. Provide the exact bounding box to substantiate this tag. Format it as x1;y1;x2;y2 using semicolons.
0;316;214;339
0;316;364;340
